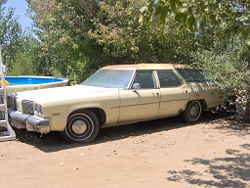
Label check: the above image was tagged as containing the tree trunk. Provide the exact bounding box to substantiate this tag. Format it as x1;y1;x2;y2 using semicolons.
243;100;250;123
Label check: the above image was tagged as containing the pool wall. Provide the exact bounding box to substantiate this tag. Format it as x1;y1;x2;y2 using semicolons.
5;76;69;94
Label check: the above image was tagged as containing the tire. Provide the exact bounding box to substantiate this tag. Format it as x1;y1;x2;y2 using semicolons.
182;101;202;123
61;110;100;143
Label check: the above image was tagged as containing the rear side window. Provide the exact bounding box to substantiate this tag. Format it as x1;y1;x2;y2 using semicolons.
157;70;182;87
133;71;157;89
176;68;207;83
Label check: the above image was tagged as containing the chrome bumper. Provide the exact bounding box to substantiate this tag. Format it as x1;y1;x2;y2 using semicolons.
9;111;50;134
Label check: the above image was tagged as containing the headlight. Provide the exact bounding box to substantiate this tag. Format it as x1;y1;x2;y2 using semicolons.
22;100;34;115
7;93;17;111
33;103;43;115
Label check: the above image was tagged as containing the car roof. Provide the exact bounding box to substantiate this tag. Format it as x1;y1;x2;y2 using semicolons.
102;63;193;70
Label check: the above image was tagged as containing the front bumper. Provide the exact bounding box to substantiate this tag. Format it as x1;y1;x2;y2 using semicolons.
9;111;50;134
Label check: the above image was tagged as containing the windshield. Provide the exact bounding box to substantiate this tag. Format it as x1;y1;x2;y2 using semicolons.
81;69;134;88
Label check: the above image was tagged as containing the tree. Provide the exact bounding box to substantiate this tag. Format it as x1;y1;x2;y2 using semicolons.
0;0;22;68
27;0;102;80
27;0;201;82
141;0;250;122
9;34;41;76
88;0;197;64
141;0;250;38
193;41;250;122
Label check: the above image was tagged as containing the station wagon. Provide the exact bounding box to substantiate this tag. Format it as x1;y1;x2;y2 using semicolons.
8;64;225;142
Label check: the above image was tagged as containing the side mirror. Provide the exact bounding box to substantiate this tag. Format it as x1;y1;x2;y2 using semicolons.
132;83;141;90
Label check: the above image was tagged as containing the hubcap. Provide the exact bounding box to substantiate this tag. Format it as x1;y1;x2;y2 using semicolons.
190;104;199;117
72;120;88;135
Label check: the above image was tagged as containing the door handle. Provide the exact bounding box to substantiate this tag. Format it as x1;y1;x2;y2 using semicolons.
152;92;160;96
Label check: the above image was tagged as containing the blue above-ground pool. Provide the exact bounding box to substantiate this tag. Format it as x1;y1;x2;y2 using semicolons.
4;76;69;94
6;76;65;85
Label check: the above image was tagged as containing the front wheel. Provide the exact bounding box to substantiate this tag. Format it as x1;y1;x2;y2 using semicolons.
61;110;100;143
182;101;202;123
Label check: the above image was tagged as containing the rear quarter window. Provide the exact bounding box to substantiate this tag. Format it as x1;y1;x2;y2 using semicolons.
176;68;209;83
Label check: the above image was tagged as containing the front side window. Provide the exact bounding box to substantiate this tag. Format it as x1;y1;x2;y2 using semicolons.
157;70;182;87
132;71;157;89
176;68;208;83
81;69;134;88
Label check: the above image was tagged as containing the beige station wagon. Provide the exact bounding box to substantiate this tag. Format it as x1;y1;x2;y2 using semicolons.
8;64;225;142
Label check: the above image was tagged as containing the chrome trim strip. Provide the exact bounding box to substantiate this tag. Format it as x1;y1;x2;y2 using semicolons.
119;101;159;108
161;99;188;103
128;69;137;89
112;98;188;109
126;69;136;89
153;70;160;89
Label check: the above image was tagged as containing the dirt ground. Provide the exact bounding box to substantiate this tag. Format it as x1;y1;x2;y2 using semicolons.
0;112;249;188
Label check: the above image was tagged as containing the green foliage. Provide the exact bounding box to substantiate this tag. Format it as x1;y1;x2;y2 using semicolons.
141;0;250;39
8;52;33;75
193;41;250;121
0;2;22;68
141;0;250;121
193;41;250;99
27;0;102;80
0;0;7;7
88;0;144;63
88;0;198;64
25;0;249;120
27;0;201;82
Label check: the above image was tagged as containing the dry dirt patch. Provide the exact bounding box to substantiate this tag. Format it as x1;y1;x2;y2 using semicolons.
0;113;249;188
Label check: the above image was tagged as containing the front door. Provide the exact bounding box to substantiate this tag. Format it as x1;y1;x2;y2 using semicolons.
118;70;160;123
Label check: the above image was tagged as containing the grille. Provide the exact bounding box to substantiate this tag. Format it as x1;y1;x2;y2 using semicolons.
22;100;34;115
7;95;17;111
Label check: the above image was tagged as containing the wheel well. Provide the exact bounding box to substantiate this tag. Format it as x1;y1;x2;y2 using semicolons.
199;100;207;109
186;100;207;110
68;108;106;126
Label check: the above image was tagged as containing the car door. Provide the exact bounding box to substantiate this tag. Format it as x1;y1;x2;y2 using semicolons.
118;70;160;123
156;70;189;118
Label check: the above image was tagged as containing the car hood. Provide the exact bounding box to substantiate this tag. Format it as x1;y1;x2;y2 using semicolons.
15;85;118;104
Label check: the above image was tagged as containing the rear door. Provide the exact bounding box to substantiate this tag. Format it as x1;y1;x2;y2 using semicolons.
156;70;189;118
118;70;160;123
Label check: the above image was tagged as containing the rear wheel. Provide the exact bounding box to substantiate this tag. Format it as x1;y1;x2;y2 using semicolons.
182;101;202;123
61;110;100;143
